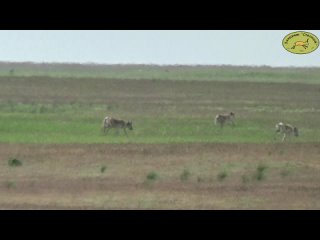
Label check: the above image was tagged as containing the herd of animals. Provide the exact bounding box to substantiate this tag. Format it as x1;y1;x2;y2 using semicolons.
101;112;299;143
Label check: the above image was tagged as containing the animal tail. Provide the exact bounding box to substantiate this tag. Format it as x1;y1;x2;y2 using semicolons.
215;115;218;125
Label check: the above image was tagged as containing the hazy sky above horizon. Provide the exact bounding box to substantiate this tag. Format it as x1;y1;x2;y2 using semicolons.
0;30;319;67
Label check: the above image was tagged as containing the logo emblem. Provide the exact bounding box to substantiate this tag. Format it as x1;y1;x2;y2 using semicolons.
282;31;319;54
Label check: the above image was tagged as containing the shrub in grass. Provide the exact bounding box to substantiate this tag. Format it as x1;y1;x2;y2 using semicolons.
100;165;107;173
197;176;204;183
146;171;158;181
39;105;48;114
257;164;267;173
5;181;15;189
217;171;228;181
256;172;264;181
8;158;22;167
180;169;191;181
255;164;268;181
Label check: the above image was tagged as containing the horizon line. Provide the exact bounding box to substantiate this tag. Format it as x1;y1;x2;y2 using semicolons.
0;60;319;69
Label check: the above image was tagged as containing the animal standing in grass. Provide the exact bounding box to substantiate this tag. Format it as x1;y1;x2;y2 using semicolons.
102;116;133;135
215;112;235;128
275;122;299;142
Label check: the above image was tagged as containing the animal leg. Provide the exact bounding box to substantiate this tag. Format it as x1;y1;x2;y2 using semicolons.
282;134;286;142
123;128;128;136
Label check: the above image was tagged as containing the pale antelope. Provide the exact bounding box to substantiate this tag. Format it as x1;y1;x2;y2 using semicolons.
275;122;299;142
102;116;133;135
215;112;235;128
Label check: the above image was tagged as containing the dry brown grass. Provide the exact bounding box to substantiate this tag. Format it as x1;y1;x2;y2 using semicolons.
1;76;319;116
1;143;320;209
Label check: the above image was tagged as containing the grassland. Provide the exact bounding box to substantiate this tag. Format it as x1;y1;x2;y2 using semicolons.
0;76;319;144
0;62;319;209
1;61;320;83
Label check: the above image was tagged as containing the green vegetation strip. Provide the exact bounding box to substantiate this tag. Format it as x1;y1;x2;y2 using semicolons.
0;103;319;144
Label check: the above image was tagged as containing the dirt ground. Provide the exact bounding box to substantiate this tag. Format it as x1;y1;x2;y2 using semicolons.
1;143;320;209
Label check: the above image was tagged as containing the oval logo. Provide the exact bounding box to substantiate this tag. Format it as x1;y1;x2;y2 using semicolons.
282;31;319;54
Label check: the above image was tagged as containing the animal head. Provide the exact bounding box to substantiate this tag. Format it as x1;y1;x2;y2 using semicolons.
275;122;284;132
293;127;299;137
126;121;133;130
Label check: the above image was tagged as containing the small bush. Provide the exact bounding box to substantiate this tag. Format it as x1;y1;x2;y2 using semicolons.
180;169;191;181
257;164;267;172
146;171;158;181
100;165;107;173
8;158;22;167
255;164;268;181
256;172;264;181
217;171;228;181
197;176;204;183
39;105;47;114
5;181;15;189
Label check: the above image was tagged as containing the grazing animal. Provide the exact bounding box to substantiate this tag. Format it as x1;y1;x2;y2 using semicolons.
275;122;299;142
215;112;235;128
102;116;133;135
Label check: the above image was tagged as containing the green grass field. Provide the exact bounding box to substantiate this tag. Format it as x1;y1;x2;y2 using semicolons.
0;108;319;144
0;63;320;209
0;68;319;144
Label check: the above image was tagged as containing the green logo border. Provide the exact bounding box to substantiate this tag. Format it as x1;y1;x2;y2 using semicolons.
282;31;319;55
